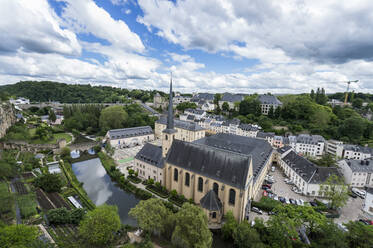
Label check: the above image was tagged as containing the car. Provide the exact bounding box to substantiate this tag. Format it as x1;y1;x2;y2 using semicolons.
359;219;373;225
271;166;276;172
268;211;276;215
289;198;296;205
285;197;290;204
268;193;274;198
265;179;274;184
279;197;286;203
266;189;274;194
297;199;304;206
349;192;358;198
263;184;272;189
263;191;268;197
273;195;279;201
309;201;318;207
262;185;270;190
251;207;263;215
352;188;366;199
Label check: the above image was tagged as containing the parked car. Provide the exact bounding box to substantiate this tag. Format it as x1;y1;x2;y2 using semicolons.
359;219;373;225
251;207;263;215
273;195;279;201
349;191;358;198
265;179;274;184
352;188;366;199
268;193;274;198
266;189;274;194
279;197;286;203
297;199;304;206
262;185;270;190
309;201;318;207
289;198;296;205
271;166;276;172
285;197;290;204
263;184;272;189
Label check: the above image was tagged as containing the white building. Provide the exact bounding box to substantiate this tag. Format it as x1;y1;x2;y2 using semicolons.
278;149;343;196
105;126;154;149
338;158;373;188
363;188;373;216
173;95;191;105
218;93;244;110
256;132;275;146
325;140;344;158
201;101;215;111
293;134;325;157
258;95;282;115
9;97;30;105
184;108;206;120
237;124;259;138
343;145;373;160
134;143;164;183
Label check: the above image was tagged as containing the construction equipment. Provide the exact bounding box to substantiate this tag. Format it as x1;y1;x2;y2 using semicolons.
344;80;359;104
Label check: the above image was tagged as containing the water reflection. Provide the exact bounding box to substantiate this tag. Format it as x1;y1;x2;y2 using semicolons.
72;158;139;225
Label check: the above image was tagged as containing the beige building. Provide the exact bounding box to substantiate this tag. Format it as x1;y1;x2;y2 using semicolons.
154;116;205;142
153;92;167;109
134;143;164;183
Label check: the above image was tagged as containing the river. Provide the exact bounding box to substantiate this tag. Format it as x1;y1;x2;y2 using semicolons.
72;158;139;225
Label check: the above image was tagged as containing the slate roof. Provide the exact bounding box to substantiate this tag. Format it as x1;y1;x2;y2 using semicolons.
239;124;259;131
200;190;222;211
221;93;244;103
343;158;373;173
282;151;342;184
258;95;282;105
256;132;275;139
194;133;273;181
185;108;205;115
344;144;373;154
166;139;252;189
277;146;292;154
135;143;164;169
187;115;195;121
296;134;325;144
156;116;204;131
192;93;215;101
108;126;153;140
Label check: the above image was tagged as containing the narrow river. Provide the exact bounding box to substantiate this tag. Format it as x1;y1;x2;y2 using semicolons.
72;158;139;225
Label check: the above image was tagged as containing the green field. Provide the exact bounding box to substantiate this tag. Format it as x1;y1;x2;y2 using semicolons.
28;128;72;144
118;157;134;163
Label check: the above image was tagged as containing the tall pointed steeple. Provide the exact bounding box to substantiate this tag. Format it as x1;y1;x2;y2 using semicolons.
167;73;174;130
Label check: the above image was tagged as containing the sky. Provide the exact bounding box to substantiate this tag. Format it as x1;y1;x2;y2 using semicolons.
0;0;373;94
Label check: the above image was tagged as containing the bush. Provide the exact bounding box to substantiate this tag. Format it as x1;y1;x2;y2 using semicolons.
251;197;280;212
127;175;141;184
17;194;37;218
168;191;188;207
34;173;63;193
146;184;169;198
47;208;86;225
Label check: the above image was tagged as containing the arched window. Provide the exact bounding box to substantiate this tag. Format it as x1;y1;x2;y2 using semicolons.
213;183;219;196
165;135;168;140
185;173;190;186
198;177;203;192
212;212;217;219
229;189;236;205
174;168;178;182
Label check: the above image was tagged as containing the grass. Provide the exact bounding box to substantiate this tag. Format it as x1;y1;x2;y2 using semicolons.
17;193;38;218
118;157;134;163
0;182;15;222
30;132;72;144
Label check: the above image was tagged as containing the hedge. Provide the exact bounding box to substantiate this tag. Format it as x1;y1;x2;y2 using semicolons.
127;175;141;184
146;185;169;198
251;197;281;212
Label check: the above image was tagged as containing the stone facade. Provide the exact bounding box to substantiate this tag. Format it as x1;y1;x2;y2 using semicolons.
0;102;16;139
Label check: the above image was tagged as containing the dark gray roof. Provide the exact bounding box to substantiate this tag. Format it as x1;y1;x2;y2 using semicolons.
192;93;215;101
256;132;275;139
344;144;373;154
108;126;153;139
135;143;164;169
222;118;240;127
221;93;244;103
157;116;204;131
258;95;282;105
283;151;342;184
140;103;159;115
277;146;292;154
343;158;373;173
200;190;222;211
194;133;273;181
239;124;259;131
187;115;195;121
367;187;373;195
296;134;325;144
166;139;252;189
185;108;205;115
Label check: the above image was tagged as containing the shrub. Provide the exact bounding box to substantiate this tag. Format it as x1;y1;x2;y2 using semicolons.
251;197;280;212
34;173;63;193
47;208;86;225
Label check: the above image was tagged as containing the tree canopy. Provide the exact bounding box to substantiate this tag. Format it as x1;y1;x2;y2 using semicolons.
99;105;128;131
0;224;40;248
34;173;63;193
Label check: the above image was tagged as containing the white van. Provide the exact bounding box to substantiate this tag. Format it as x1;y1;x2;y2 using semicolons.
271;166;275;172
351;187;366;199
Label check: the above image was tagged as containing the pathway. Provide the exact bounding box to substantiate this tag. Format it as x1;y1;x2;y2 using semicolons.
10;178;21;224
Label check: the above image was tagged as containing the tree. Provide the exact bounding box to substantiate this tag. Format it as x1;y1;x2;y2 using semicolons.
35;125;53;141
214;93;222;106
221;211;238;240
34;173;63;193
268;106;274;118
99;105;128;131
0;224;39;248
310;154;336;167
310;221;348;248
345;221;373;248
239;97;261;116
79;204;121;247
319;174;349;209
176;102;197;112
129;198;172;236
171;203;212;248
233;221;265;248
222;102;230;112
310;89;315;100
352;98;364;109
49;110;57;122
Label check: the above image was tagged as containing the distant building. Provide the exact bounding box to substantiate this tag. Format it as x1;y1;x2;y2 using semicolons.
338;158;373;188
291;134;325;157
218;93;244;110
237;124;259;138
278;150;343;196
343;144;373;160
221;118;240;135
325;140;344;158
183;108;206;120
154;116;205;141
256;132;275;146
105;126;154;149
134;143;164;183
258;95;282;115
153;93;167;109
9;97;30;105
201;101;215;111
327;99;344;107
47;161;61;174
173;95;191;105
363;188;373;216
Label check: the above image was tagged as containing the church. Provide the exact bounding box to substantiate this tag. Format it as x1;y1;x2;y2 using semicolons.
134;77;274;223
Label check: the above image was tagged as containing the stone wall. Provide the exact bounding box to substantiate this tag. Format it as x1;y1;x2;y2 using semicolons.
0;102;16;139
0;139;67;154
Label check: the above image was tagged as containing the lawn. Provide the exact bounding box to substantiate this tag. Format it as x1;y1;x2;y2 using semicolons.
29;129;72;144
118;157;134;163
17;193;38;218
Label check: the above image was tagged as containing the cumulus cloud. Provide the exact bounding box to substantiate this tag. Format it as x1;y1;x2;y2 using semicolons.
0;0;81;55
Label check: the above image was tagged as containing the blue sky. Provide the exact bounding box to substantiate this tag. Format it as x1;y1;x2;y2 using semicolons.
0;0;372;93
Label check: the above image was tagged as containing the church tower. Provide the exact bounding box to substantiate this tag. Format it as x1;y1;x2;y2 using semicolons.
162;74;177;158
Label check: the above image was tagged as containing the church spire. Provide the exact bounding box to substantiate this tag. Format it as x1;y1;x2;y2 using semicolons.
166;72;174;130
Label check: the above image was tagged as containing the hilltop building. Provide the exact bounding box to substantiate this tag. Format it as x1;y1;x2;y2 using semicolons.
218;93;244;109
258;95;282;115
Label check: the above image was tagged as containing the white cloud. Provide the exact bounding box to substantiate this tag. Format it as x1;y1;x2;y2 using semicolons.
0;0;81;55
59;0;144;52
